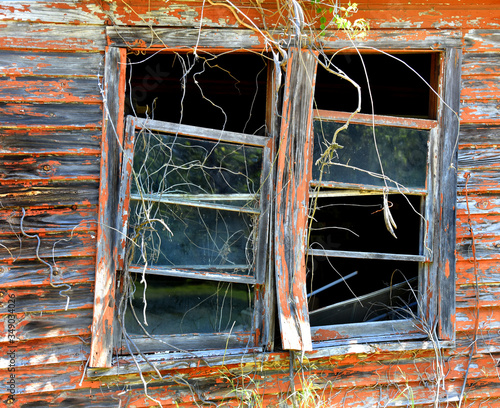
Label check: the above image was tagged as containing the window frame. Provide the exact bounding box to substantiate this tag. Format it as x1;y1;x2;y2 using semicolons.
307;110;438;345
113;115;274;354
274;47;460;351
90;28;460;369
91;43;279;367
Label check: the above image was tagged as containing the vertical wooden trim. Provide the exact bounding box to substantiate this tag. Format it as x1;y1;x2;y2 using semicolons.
90;47;127;367
436;47;461;341
274;49;317;351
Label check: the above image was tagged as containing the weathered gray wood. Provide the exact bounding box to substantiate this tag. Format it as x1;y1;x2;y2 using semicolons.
0;51;102;77
457;285;500;308
0;361;91;396
0;336;90;369
457;213;500;236
0;180;99;208
459;147;500;170
322;29;462;50
0;231;96;261
459;124;500;145
0;282;93;314
127;265;256;284
462;53;500;76
434;47;461;341
457;258;500;285
0;77;100;103
457;169;500;193
0;257;95;288
0;207;97;234
464;29;500;51
308;248;426;262
0;128;101;155
107;26;263;49
0;154;100;180
457;194;500;215
0;103;102;127
461;76;500;100
456;236;500;260
132;116;270;147
91;46;124;368
17;390;118;408
274;49;316;351
0;1;106;25
0;22;106;51
460;100;500;122
0;308;92;342
130;193;260;214
120;333;254;354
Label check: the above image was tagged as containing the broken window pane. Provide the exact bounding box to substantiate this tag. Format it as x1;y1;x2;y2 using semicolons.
307;256;418;325
309;194;422;256
125;275;254;335
307;193;421;326
313;120;429;189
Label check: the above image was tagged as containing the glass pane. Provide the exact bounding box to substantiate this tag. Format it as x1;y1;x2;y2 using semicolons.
125;275;254;335
313;120;429;189
129;202;257;272
128;129;263;275
132;130;262;199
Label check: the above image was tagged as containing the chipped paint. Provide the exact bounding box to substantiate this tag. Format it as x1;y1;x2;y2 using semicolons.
1;1;500;407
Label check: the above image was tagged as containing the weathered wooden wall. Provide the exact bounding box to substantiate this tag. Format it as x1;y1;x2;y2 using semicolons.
0;1;499;407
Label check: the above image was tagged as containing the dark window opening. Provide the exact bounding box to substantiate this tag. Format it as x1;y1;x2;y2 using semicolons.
314;53;438;119
126;52;268;134
307;194;421;325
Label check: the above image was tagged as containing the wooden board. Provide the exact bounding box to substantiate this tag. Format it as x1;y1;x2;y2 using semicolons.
0;51;102;77
0;22;105;51
0;128;101;155
0;308;92;342
0;257;96;288
0;180;99;208
0;103;102;127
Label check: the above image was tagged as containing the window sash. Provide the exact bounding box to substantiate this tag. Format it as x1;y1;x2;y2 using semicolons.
118;116;273;285
274;51;451;351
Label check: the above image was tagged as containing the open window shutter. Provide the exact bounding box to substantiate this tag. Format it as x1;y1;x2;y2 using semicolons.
275;49;317;351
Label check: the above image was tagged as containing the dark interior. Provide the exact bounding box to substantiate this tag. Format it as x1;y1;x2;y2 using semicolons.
126;52;268;134
314;53;438;118
307;194;421;324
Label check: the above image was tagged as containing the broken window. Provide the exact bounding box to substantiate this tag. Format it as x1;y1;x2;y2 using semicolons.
91;37;459;368
115;53;273;354
307;54;438;339
274;50;458;350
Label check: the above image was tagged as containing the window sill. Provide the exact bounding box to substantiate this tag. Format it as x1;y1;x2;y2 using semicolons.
86;340;455;378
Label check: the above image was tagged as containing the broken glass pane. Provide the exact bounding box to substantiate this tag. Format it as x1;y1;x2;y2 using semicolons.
307;257;418;325
125;275;253;336
313;120;429;189
308;194;422;255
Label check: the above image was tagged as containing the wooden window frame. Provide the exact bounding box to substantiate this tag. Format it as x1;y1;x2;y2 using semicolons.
90;27;461;368
274;47;461;351
90;39;278;367
113;115;273;354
